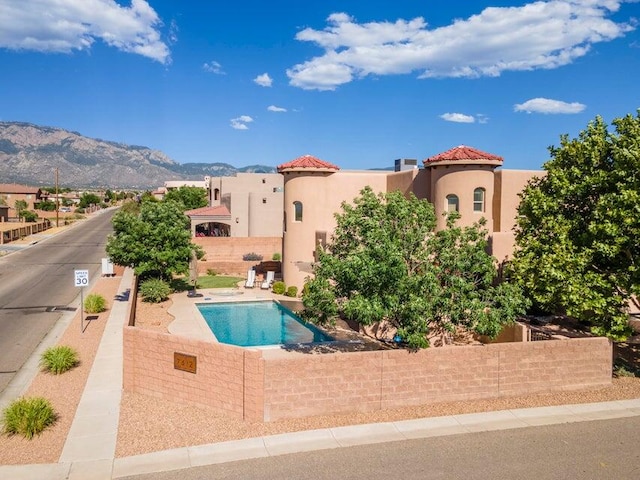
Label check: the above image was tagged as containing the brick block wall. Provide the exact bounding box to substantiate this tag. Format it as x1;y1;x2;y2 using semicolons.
123;327;262;420
262;352;384;421
193;237;282;275
193;237;281;262
123;328;611;422
261;337;611;420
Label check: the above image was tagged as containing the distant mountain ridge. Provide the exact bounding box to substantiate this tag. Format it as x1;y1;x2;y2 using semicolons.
0;121;275;189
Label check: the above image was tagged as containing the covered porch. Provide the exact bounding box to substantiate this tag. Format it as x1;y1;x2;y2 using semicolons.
185;205;232;238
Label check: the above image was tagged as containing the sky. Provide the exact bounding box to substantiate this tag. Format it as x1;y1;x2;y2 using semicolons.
0;0;639;171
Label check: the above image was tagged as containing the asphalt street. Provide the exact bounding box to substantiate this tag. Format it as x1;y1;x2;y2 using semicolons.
121;416;640;480
0;209;115;392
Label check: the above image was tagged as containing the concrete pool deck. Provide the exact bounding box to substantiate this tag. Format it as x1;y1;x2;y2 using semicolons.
166;286;292;342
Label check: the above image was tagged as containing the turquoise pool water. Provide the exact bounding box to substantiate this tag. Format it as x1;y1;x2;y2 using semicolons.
197;301;334;347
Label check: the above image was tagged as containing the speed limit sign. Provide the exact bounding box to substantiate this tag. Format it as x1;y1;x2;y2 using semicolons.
74;269;89;287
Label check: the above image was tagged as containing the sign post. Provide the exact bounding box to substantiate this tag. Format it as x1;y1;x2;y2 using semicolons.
74;269;89;333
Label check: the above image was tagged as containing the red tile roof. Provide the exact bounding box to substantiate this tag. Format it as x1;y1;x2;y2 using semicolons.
277;154;340;172
424;145;503;164
185;205;230;216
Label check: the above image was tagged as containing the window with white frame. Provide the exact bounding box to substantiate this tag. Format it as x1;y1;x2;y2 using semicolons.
473;188;485;212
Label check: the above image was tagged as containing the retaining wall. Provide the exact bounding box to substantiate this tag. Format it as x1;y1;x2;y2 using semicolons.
192;237;282;275
123;327;612;422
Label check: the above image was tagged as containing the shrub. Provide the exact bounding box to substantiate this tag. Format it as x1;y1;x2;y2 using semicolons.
285;286;298;297
272;281;286;295
22;210;38;222
206;268;217;276
272;252;281;261
2;397;57;439
84;293;106;313
40;345;79;374
242;252;263;261
139;278;171;303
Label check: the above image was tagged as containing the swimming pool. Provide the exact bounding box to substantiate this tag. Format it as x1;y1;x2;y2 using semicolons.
197;301;334;347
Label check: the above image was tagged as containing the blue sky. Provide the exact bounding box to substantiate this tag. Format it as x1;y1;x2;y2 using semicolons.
1;1;639;171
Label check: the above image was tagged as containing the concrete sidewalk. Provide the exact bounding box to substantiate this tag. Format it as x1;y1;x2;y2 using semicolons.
1;270;640;479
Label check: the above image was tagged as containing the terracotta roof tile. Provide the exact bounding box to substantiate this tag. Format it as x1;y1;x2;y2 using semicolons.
424;145;503;164
185;205;231;216
277;154;340;171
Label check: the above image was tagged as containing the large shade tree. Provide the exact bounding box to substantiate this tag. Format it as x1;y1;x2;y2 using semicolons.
510;112;640;339
106;200;202;281
302;187;528;348
164;186;208;211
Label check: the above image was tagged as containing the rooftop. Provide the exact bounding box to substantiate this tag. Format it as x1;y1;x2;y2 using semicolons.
424;145;503;166
277;154;340;172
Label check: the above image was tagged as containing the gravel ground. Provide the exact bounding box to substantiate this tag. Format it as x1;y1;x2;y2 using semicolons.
3;275;640;465
0;276;122;465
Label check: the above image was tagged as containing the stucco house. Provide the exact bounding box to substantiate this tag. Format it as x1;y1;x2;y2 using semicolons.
278;146;542;289
0;183;43;217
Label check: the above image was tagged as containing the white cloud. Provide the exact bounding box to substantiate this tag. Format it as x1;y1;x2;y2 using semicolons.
267;105;287;112
0;0;171;63
254;73;273;87
440;113;475;123
514;97;586;114
230;115;254;130
203;61;224;74
287;1;635;90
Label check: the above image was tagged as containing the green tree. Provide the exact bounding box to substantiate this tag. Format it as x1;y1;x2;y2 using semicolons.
35;200;57;211
302;187;528;348
164;186;208;211
22;210;38;222
510;112;640;340
14;199;28;219
78;192;101;208
106;200;201;281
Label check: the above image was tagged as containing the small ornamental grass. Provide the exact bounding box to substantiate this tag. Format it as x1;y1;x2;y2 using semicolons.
2;397;57;439
139;278;171;303
40;345;79;375
84;293;107;313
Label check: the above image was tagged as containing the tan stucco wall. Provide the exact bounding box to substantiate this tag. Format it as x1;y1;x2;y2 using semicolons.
494;169;543;233
280;165;545;289
282;170;389;289
429;164;497;231
209;173;283;237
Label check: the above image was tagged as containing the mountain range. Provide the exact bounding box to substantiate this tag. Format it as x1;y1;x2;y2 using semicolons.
0;122;275;189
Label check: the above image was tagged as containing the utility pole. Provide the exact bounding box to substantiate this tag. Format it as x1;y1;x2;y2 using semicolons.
55;167;59;227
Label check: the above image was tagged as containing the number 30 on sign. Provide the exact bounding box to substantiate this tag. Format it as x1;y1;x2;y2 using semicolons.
74;270;89;287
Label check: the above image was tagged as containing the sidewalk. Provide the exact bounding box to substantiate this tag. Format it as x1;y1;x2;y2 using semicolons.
1;269;640;479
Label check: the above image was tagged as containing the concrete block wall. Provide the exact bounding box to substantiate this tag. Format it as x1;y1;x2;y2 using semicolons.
193;237;282;275
260;337;611;420
262;352;384;421
123;328;611;422
123;327;263;420
193;237;281;262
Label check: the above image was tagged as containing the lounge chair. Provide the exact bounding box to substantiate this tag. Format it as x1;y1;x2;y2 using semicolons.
244;269;256;288
261;270;275;290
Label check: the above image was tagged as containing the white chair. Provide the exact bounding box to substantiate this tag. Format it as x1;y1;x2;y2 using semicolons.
244;269;256;288
261;270;275;289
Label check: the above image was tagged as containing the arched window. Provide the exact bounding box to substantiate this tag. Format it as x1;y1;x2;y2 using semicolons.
293;201;303;222
445;194;459;213
473;188;485;213
214;188;220;201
